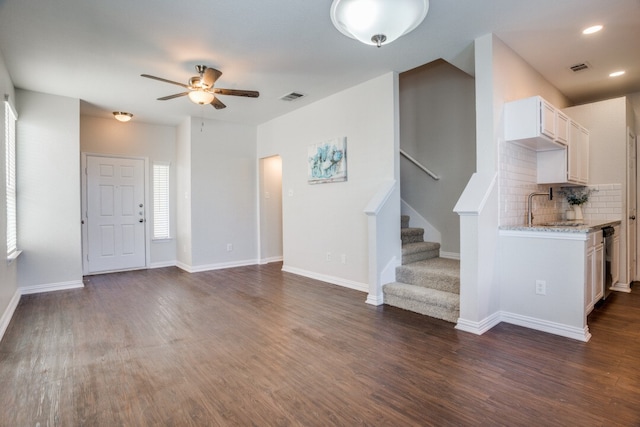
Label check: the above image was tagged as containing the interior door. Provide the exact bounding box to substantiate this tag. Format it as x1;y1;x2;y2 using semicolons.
627;128;637;283
86;155;146;273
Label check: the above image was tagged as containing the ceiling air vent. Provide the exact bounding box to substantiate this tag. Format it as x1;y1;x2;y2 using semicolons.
280;92;305;102
569;62;590;72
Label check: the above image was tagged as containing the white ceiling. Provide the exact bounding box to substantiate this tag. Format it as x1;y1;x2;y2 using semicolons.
0;0;638;127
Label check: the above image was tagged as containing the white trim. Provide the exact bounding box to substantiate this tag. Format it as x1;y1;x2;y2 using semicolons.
259;256;283;265
456;311;591;342
440;251;460;260
363;180;396;216
455;312;501;335
177;259;258;273
282;264;368;293
0;289;20;343
149;261;177;269
500;311;591;342
610;282;632;293
20;280;84;295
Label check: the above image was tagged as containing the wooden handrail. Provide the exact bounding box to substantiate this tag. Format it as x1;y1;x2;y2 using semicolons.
400;149;440;181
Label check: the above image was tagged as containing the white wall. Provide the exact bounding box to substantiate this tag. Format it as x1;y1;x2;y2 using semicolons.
0;52;18;339
399;59;476;254
257;73;398;290
189;118;257;269
16;89;82;290
176;118;192;267
80;115;177;267
259;155;283;263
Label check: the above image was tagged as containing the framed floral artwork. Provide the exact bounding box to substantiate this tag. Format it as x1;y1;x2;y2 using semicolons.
307;137;347;184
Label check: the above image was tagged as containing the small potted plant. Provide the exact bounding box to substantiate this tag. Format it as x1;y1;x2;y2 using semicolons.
560;187;596;221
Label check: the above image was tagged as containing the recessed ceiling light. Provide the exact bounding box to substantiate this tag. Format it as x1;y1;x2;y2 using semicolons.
609;71;625;77
582;25;603;35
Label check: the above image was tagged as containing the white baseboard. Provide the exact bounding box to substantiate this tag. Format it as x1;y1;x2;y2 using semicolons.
148;261;177;269
281;265;368;293
0;289;21;343
259;256;283;265
500;311;591;342
456;311;591;342
20;280;84;295
440;251;460;260
610;282;631;293
455;311;501;335
365;293;384;306
177;259;259;274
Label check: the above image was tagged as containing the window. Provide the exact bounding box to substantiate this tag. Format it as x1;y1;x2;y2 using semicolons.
5;97;17;257
152;162;171;239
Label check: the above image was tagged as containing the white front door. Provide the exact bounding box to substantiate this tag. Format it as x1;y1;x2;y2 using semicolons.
86;155;146;273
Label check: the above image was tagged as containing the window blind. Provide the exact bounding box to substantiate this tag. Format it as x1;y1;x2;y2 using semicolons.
5;99;17;256
152;162;170;239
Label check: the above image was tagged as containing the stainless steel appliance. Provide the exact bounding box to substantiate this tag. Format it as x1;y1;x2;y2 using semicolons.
602;226;615;300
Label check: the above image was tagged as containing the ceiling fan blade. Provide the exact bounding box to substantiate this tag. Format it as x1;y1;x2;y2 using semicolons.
157;92;190;101
141;74;189;88
213;88;259;98
211;97;226;110
202;67;222;88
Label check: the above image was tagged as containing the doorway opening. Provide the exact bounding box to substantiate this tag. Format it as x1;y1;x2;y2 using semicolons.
258;155;283;264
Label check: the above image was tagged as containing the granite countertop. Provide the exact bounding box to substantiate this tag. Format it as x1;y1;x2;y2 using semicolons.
500;219;622;233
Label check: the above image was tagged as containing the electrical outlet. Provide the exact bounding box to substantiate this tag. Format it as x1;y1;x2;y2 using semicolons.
326;252;331;262
227;243;233;252
535;279;546;295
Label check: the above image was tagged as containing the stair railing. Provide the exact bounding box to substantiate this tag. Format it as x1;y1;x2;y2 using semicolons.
400;149;440;181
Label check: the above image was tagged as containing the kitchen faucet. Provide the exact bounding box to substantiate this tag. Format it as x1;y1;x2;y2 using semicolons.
527;188;553;227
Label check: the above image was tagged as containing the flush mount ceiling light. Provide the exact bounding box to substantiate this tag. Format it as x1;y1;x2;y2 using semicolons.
188;89;215;105
582;25;603;35
112;112;133;122
609;70;625;77
330;0;429;48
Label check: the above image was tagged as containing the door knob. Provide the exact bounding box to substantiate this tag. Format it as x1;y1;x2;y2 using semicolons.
630;215;636;220
139;219;144;223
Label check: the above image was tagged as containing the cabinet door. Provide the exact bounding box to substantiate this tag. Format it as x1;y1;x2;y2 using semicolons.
613;234;620;285
555;111;569;145
540;100;556;139
586;245;595;314
568;121;580;182
578;126;589;184
594;243;604;301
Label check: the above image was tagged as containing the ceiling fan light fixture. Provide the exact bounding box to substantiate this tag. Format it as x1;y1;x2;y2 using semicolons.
113;112;133;122
330;0;429;47
188;90;215;105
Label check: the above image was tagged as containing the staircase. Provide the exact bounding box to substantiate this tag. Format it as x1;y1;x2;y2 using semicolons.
382;215;460;323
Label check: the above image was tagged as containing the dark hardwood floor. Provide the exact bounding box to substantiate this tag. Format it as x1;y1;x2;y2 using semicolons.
1;263;639;426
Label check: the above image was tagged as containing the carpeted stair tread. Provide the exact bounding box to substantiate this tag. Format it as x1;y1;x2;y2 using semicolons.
401;215;410;229
402;241;440;255
396;257;460;294
383;282;459;323
401;227;424;244
402;241;440;264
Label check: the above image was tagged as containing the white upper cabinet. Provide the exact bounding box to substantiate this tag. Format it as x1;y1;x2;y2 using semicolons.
555;110;569;145
505;95;589;185
504;96;565;151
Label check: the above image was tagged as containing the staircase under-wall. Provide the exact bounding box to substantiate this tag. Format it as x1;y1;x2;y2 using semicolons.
382;215;460;323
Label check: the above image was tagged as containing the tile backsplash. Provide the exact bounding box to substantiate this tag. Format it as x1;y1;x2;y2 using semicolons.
499;141;622;226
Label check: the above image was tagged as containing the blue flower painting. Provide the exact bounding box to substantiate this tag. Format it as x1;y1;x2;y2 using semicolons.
307;137;347;184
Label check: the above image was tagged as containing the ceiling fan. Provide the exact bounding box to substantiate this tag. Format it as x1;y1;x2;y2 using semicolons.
141;65;259;110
